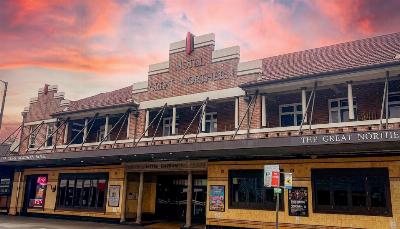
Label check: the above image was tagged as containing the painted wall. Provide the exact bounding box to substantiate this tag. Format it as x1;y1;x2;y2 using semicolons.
207;156;400;229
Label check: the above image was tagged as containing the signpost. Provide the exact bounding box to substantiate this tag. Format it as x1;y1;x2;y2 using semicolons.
264;165;293;229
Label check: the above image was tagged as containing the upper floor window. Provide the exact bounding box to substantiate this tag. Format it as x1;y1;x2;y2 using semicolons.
205;112;217;133
389;91;400;118
45;124;54;147
329;98;357;123
279;103;303;127
162;117;179;136
28;125;39;148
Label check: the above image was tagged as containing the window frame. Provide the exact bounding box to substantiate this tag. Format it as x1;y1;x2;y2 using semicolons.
45;123;54;147
28;125;39;149
56;173;109;212
388;91;400;118
279;103;302;127
311;168;392;216
205;112;217;133
228;169;284;211
328;97;357;123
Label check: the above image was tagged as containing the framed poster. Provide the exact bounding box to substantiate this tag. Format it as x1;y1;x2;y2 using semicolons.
288;187;308;217
209;185;225;212
108;185;120;207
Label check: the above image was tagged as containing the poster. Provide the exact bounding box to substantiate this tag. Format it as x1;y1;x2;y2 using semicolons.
264;164;279;187
288;187;308;217
108;185;120;207
209;185;225;212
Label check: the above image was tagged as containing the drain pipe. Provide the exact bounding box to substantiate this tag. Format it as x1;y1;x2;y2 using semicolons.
14;169;23;215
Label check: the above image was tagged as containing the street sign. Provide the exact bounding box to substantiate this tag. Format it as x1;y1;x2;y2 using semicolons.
264;164;279;187
274;187;282;194
284;173;293;189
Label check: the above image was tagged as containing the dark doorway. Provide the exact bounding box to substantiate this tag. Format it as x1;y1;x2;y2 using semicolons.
22;174;48;215
155;175;207;223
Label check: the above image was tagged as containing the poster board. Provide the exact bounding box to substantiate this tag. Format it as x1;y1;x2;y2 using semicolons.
108;185;120;207
209;185;225;212
288;187;308;217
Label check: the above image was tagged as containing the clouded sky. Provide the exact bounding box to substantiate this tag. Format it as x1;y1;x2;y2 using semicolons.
0;0;399;139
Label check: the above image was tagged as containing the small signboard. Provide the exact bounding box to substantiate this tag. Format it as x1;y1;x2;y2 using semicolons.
288;187;308;217
264;165;279;187
274;187;282;194
284;173;293;189
209;185;225;212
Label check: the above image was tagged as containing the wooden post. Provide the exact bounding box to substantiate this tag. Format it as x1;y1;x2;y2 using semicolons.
145;110;150;137
301;88;307;123
347;81;355;120
261;95;267;127
172;106;177;135
136;172;144;224
120;170;128;223
234;97;239;129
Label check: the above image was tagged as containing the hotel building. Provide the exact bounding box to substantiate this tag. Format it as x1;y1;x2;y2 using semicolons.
1;32;400;229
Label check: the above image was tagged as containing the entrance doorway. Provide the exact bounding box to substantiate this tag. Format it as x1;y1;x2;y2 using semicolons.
155;175;207;224
22;175;48;215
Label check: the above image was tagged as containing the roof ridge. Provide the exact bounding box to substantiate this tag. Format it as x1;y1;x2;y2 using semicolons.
263;31;400;60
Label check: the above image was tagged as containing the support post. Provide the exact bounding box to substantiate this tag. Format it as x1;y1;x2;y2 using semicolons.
14;170;22;215
301;88;307;123
261;95;267;127
201;104;206;132
347;81;355;120
126;112;131;139
275;191;280;229
234;97;239;129
145;110;150;137
104;114;110;141
83;118;89;142
120;170;128;223
185;171;193;228
172;106;177;135
136;172;144;224
63;122;69;144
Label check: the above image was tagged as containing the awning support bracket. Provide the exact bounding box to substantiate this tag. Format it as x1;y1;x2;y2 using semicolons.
299;82;317;133
33;118;69;154
232;90;258;140
96;109;130;150
380;71;390;130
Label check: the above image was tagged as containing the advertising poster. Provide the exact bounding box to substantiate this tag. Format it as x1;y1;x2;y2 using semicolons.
108;185;120;207
209;185;225;212
288;187;308;217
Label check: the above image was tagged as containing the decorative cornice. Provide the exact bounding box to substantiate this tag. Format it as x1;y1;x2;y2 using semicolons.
148;61;169;76
212;46;240;63
237;59;262;76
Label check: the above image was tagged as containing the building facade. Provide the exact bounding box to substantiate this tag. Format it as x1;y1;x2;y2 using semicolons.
1;32;400;229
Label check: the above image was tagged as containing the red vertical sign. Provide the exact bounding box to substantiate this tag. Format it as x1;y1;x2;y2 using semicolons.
186;32;194;55
271;171;280;187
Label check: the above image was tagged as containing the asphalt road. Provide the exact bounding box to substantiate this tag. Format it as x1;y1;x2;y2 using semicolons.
0;216;143;229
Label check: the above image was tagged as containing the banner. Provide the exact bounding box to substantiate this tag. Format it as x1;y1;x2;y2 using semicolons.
209;185;225;212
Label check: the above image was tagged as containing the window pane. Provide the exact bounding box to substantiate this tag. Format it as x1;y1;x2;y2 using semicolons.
350;176;366;207
65;179;75;207
315;177;331;206
281;114;294;127
389;105;400;118
281;106;294;113
330;101;338;108
341;110;349;122
73;179;83;207
369;176;387;208
340;99;348;107
296;114;303;126
296;105;302;112
331;110;339;123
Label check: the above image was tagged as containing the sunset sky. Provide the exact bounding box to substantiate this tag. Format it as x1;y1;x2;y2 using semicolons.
0;0;400;140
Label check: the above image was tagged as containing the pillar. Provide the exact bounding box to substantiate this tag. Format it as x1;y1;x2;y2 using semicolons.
301;88;307;123
126;112;131;139
185;171;193;228
172;106;177;135
136;172;144;224
63;122;69;144
120;170;128;222
234;97;239;129
83;118;88;142
201;105;206;132
347;81;355;120
261;95;267;127
104;115;110;140
145;110;150;137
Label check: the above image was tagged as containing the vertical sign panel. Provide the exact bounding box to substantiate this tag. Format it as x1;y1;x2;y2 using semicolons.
264;165;279;187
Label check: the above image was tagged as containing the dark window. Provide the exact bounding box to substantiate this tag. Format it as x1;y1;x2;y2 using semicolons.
57;173;108;211
312;168;391;216
229;170;283;210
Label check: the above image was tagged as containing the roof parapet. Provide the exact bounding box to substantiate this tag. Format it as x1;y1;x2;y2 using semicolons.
169;33;215;54
149;61;169;76
132;81;148;93
212;46;240;63
237;59;262;76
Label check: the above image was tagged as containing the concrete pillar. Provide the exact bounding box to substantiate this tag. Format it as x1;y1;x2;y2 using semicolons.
201;105;206;132
234;97;239;129
83;118;88;142
120;171;128;222
104;115;110;140
63;122;69;144
185;171;193;228
136;172;144;224
145;110;150;137
261;95;267;127
172;106;177;135
301;88;307;123
347;81;355;120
